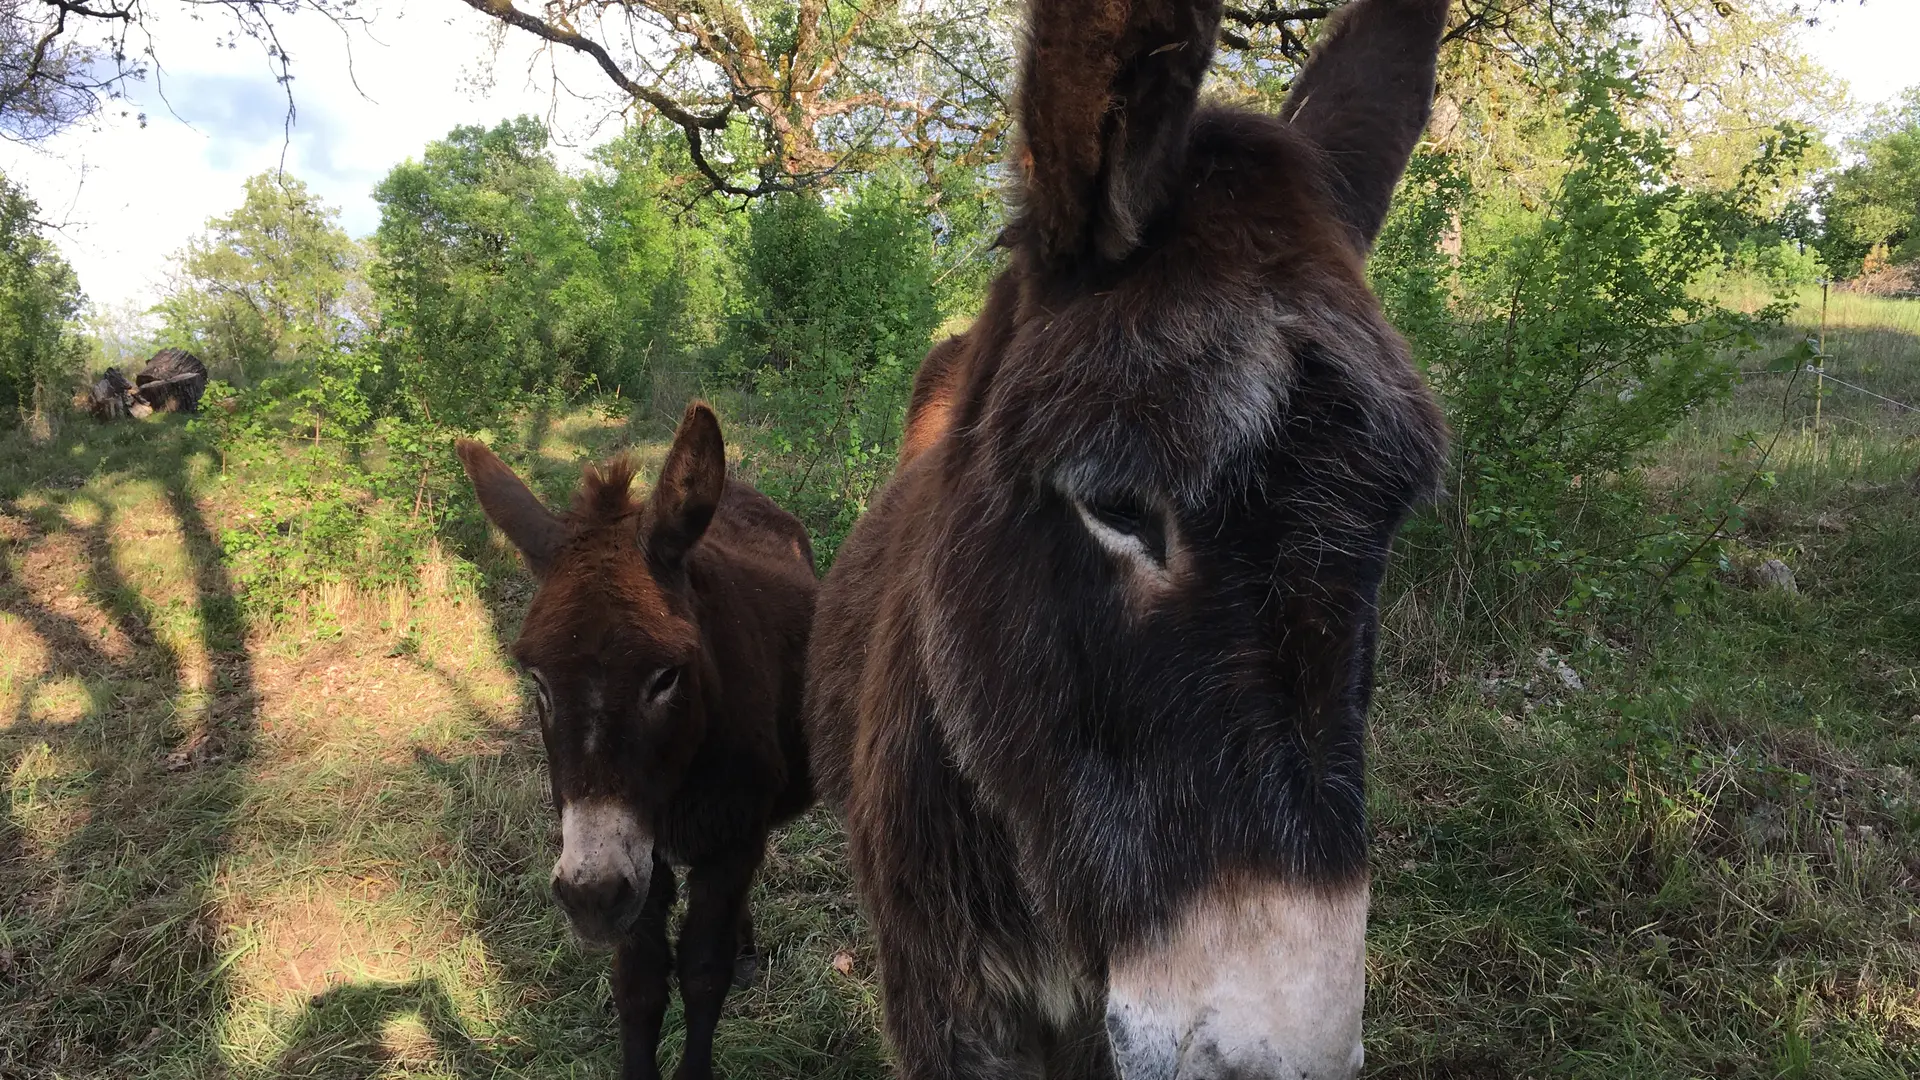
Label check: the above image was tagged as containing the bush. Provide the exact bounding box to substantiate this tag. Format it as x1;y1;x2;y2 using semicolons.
1374;60;1784;626
1725;238;1827;290
194;382;473;620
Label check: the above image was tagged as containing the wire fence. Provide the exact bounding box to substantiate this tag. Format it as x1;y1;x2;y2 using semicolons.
1735;363;1920;413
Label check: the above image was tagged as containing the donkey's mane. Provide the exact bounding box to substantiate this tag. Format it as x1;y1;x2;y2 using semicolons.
567;457;640;526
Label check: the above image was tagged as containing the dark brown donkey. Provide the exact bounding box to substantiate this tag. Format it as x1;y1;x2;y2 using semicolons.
806;1;1450;1076
457;402;815;1080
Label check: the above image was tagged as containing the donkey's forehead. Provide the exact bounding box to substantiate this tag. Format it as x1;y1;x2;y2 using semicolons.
990;286;1411;504
513;550;695;669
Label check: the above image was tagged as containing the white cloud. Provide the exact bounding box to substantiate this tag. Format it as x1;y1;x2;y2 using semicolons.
0;1;625;310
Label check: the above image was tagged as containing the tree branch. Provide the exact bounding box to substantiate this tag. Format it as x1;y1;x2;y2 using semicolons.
1222;4;1334;29
456;0;730;131
42;0;134;22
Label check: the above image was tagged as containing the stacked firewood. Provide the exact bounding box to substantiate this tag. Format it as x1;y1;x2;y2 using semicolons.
85;349;209;421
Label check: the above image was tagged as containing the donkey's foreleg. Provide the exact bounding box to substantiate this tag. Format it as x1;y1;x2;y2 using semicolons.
613;852;677;1080
873;931;1047;1080
732;905;759;989
672;847;763;1080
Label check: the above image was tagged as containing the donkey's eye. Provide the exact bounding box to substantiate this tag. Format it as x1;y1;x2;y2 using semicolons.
1074;493;1169;567
1085;496;1150;537
528;671;553;721
645;667;680;704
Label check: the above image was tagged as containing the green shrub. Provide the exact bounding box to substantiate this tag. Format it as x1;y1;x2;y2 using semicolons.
1375;59;1787;627
729;182;942;562
192;380;474;619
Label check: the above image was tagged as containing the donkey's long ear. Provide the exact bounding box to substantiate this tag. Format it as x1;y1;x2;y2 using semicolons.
1280;0;1450;252
456;440;568;577
1017;0;1224;265
645;401;726;571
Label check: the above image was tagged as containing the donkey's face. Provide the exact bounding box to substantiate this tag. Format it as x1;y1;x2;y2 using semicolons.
456;404;727;945
926;247;1441;1077
898;1;1452;1075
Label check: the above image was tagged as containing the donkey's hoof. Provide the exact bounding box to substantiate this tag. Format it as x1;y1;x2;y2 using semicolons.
731;947;762;989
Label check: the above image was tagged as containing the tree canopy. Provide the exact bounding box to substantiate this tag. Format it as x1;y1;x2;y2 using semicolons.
1818;89;1920;280
155;172;360;382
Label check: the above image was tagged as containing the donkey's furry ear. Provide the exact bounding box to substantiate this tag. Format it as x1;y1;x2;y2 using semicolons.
456;439;568;577
1016;0;1224;265
646;401;726;570
1280;0;1450;252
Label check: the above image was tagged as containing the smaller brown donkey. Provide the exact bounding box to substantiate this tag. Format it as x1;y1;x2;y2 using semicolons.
456;402;816;1080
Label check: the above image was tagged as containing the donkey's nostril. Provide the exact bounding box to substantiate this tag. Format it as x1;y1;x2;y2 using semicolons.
552;873;640;925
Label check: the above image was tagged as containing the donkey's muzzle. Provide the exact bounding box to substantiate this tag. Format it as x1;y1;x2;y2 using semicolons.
551;800;654;946
552;873;643;942
1105;879;1368;1080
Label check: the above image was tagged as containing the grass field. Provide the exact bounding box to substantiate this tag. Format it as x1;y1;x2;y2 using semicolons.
3;291;1918;1078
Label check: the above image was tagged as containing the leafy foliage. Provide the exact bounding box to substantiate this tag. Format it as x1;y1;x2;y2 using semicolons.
201;395;467;619
154;172;361;383
730;182;942;559
1817;89;1920;280
371;117;601;426
1375;61;1786;621
371;117;733;428
0;169;85;426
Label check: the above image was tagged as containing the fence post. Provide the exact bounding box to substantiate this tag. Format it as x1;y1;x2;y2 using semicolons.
1813;278;1828;487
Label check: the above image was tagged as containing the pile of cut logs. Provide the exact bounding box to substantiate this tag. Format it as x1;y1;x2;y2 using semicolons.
87;349;209;421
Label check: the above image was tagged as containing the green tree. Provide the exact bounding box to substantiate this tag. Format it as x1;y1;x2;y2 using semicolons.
372;117;616;425
372;116;746;426
0;169;85;426
579;124;741;393
155;172;359;382
1818;89;1920;279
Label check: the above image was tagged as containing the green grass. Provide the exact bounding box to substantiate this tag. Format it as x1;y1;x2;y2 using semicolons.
2;297;1918;1078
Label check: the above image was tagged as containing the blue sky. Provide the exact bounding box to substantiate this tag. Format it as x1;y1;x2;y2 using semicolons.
2;0;1915;313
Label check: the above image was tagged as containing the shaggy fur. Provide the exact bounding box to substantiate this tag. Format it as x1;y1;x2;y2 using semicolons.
807;1;1452;1076
458;403;816;1080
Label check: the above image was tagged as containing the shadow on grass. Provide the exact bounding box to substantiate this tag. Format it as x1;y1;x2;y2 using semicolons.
0;415;259;1077
269;979;486;1080
4;406;880;1078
